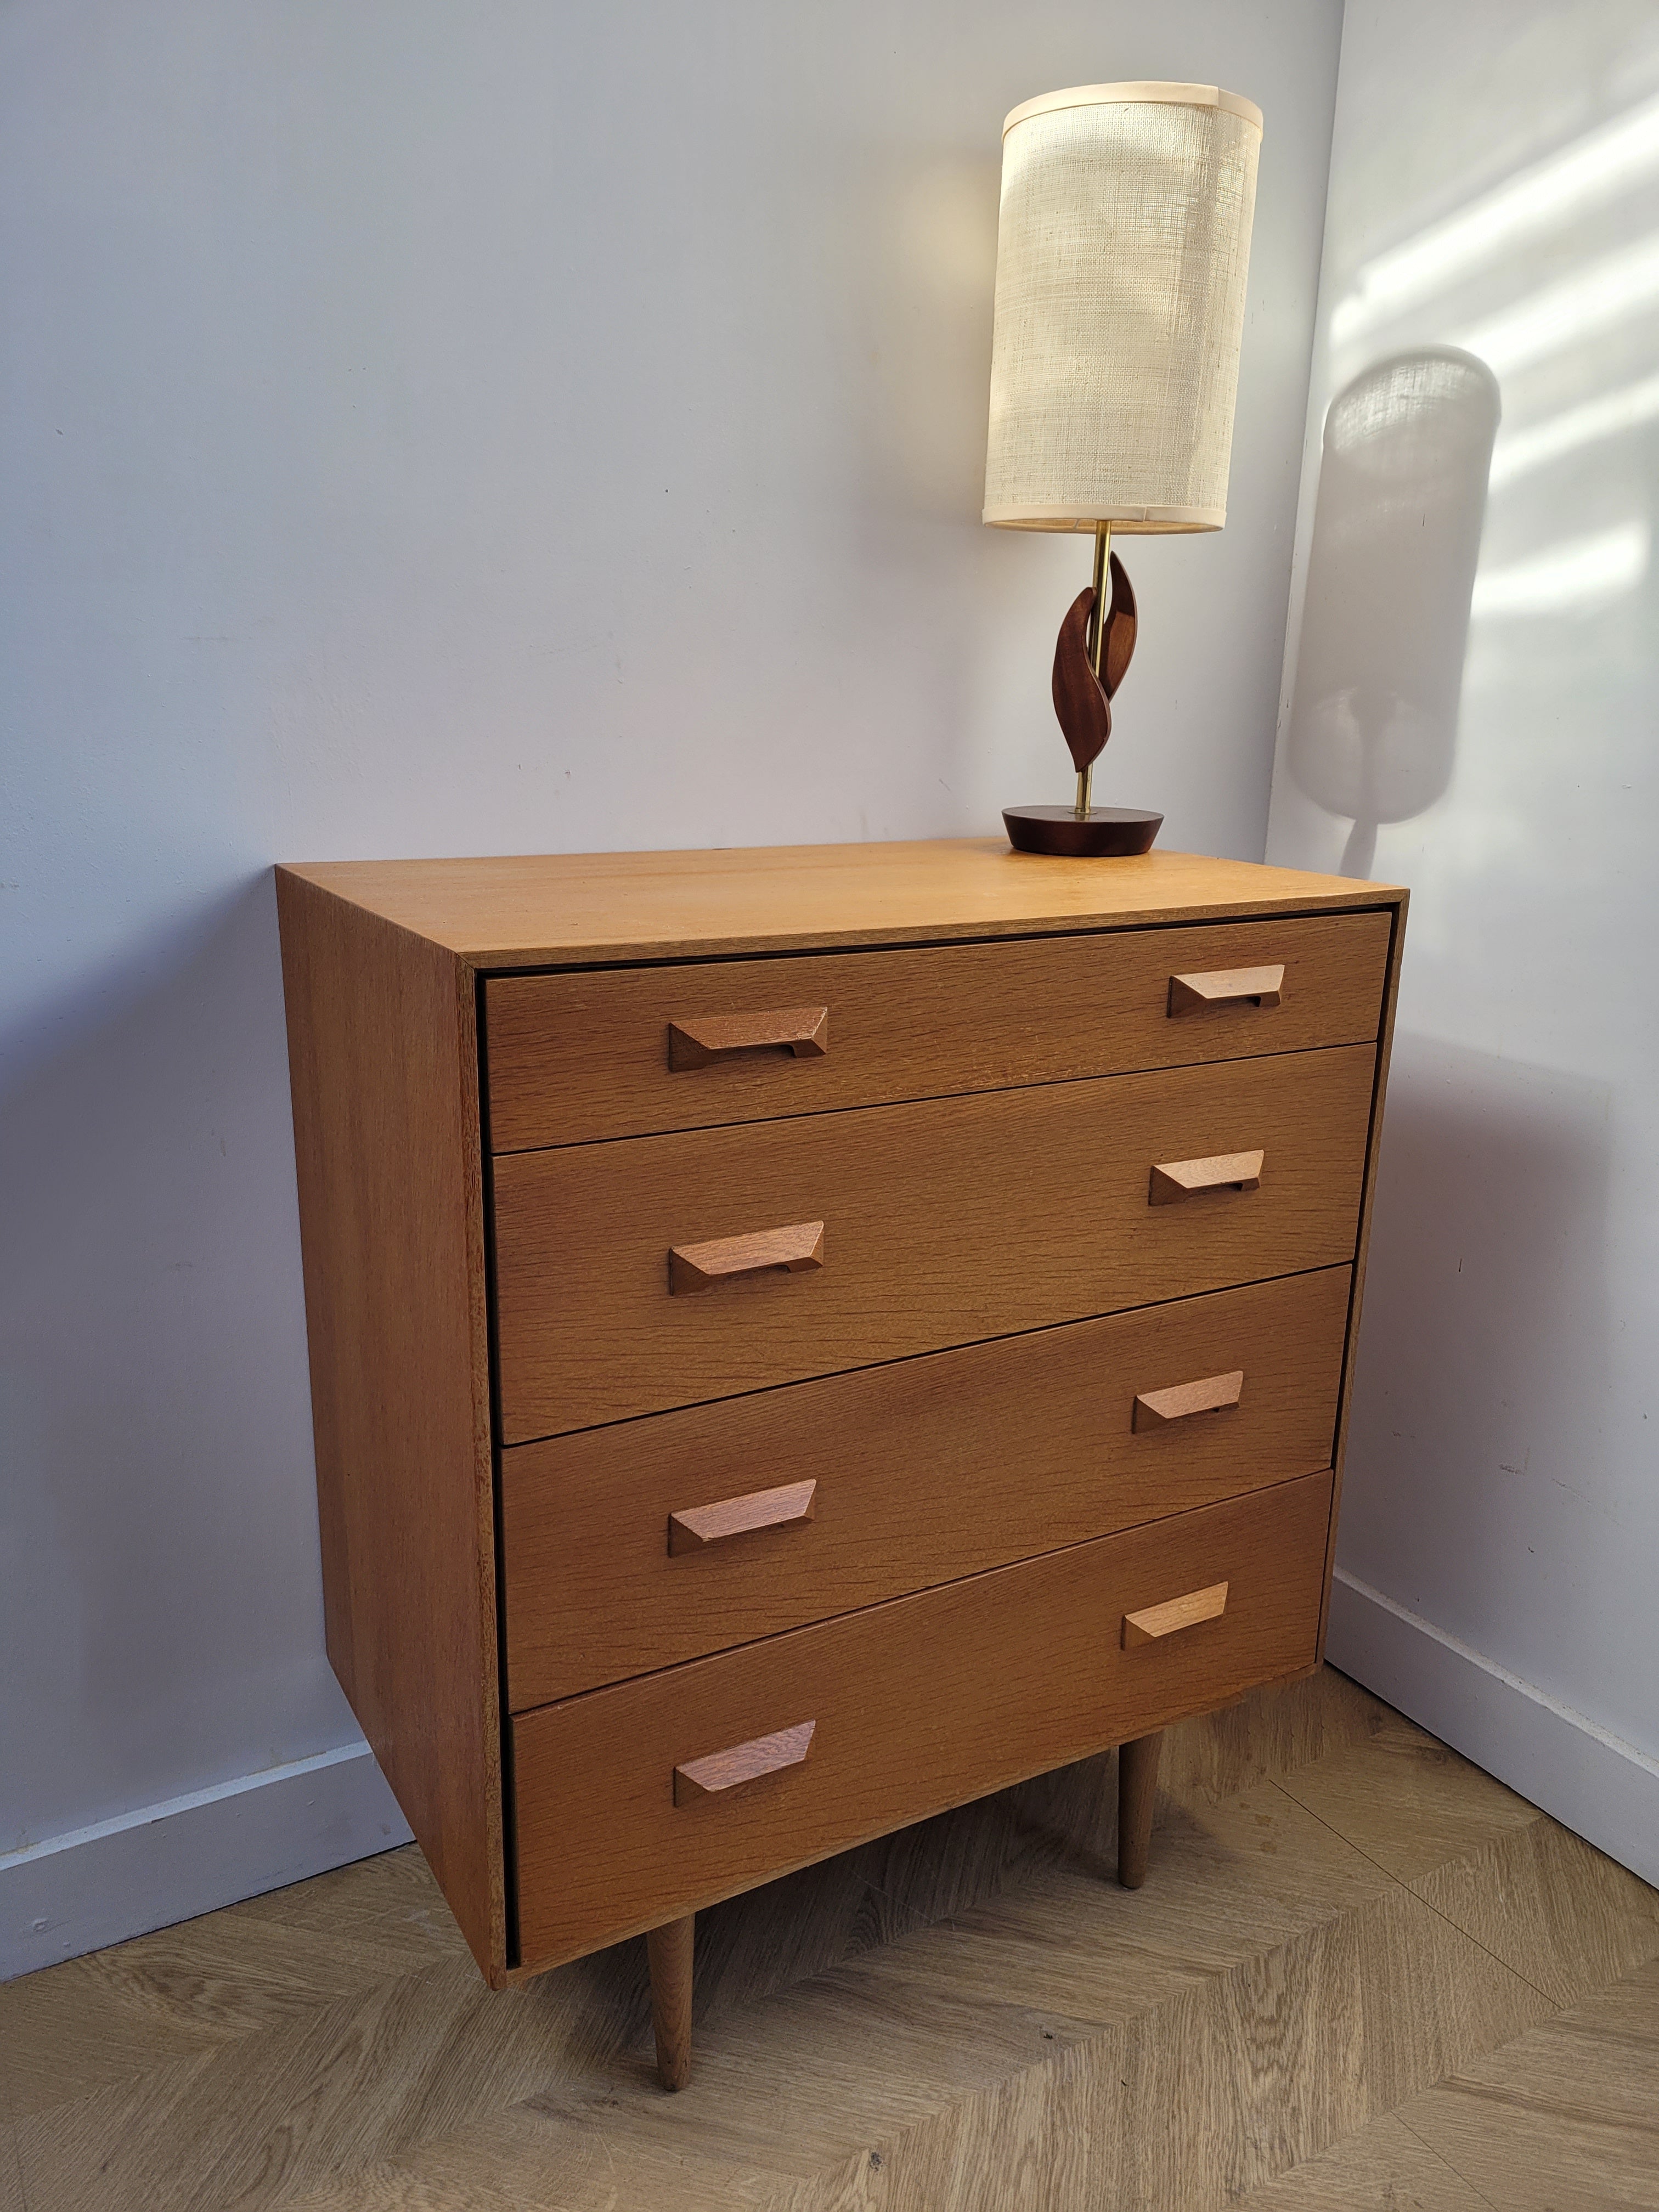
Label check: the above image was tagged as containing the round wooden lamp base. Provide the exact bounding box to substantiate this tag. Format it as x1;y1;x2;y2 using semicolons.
1003;804;1163;858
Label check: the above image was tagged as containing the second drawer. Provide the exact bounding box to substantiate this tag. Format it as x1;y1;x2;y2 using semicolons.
493;1042;1376;1438
501;1266;1351;1707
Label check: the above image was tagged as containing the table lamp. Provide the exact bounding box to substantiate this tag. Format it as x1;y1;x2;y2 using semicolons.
984;82;1262;855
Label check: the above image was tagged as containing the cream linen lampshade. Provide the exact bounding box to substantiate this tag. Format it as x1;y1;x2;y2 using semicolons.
984;82;1263;856
985;83;1262;533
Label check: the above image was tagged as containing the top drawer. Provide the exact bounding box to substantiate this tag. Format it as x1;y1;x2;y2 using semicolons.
483;909;1393;1150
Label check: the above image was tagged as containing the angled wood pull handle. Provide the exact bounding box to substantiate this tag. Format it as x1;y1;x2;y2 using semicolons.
1133;1370;1244;1432
668;1478;817;1555
674;1719;816;1805
1123;1581;1229;1649
1168;963;1284;1015
668;1220;825;1295
668;1007;828;1070
1149;1149;1264;1205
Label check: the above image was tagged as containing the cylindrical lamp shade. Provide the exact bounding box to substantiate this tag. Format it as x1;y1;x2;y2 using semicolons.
984;83;1262;533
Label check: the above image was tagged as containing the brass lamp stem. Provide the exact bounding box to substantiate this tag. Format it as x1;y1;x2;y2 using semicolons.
1076;520;1112;819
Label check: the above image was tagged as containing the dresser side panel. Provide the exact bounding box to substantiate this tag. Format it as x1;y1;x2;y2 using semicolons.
275;867;504;1979
1318;889;1410;1655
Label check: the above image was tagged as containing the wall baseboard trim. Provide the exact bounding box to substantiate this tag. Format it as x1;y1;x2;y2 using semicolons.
1329;1568;1659;1889
1;1741;413;1981
12;1578;1652;1983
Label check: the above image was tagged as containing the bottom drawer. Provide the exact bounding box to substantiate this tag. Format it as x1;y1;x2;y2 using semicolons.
511;1469;1333;1968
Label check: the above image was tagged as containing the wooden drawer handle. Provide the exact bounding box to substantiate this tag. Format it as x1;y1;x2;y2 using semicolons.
1133;1370;1244;1432
668;1220;825;1295
1148;1149;1264;1205
668;1478;817;1555
668;1007;828;1070
1167;964;1284;1015
1123;1581;1229;1649
674;1719;816;1805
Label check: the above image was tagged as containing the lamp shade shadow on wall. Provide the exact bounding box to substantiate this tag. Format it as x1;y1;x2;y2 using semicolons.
1285;349;1499;876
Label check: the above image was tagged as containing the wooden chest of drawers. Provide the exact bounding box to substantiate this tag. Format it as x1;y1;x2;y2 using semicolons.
276;838;1404;2087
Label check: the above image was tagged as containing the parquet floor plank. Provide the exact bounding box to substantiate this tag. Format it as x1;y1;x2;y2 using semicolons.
283;2099;805;2211
853;1781;1397;2021
1273;1709;1541;1883
0;1852;470;2124
1410;1816;1659;2008
840;1877;1545;2212
1156;1667;1395;1810
1398;1953;1659;2211
12;1954;629;2212
0;2121;24;2212
5;1668;1655;2212
1231;2109;1493;2210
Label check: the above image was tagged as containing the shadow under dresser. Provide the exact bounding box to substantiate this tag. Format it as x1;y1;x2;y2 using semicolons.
275;837;1406;2088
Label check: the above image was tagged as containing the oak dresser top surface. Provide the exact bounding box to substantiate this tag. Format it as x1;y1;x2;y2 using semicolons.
276;838;1404;968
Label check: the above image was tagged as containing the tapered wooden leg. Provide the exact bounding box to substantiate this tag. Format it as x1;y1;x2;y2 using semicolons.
1118;1730;1163;1889
646;1912;695;2090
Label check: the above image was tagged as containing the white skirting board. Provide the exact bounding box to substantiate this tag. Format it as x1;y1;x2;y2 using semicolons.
12;1588;1653;1982
1;1741;413;1981
1329;1570;1659;1890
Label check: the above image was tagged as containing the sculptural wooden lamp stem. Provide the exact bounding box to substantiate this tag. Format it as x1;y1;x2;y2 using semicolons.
984;82;1263;856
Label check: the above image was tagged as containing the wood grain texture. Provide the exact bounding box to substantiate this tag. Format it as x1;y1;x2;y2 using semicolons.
483;909;1392;1150
1397;1953;1659;2212
1408;1810;1659;2008
1132;1367;1245;1429
274;870;505;1982
1169;962;1285;1013
1116;1733;1162;1889
1050;551;1135;774
278;840;1408;968
16;1667;1657;2212
668;1218;825;1295
1318;891;1409;1657
501;1267;1350;1707
493;1045;1376;1440
668;1479;818;1556
1122;1582;1229;1648
646;1916;695;2092
1149;1147;1265;1203
0;2126;21;2212
674;1722;818;1806
1273;1706;1543;1887
267;840;1406;2047
1052;586;1110;771
0;1848;463;2124
1235;2111;1494;2211
668;1005;828;1069
510;1472;1333;1968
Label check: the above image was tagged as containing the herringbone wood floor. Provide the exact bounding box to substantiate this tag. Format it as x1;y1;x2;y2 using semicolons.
4;1667;1657;2210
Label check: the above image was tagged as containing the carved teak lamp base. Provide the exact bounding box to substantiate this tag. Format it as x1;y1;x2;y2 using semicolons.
1005;521;1161;858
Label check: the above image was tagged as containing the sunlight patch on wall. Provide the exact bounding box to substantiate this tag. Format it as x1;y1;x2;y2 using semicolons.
1330;89;1659;349
1470;520;1650;618
1451;232;1659;377
1488;371;1659;485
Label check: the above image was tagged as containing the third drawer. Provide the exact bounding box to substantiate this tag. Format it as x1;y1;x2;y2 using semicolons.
493;1041;1376;1439
501;1265;1351;1707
